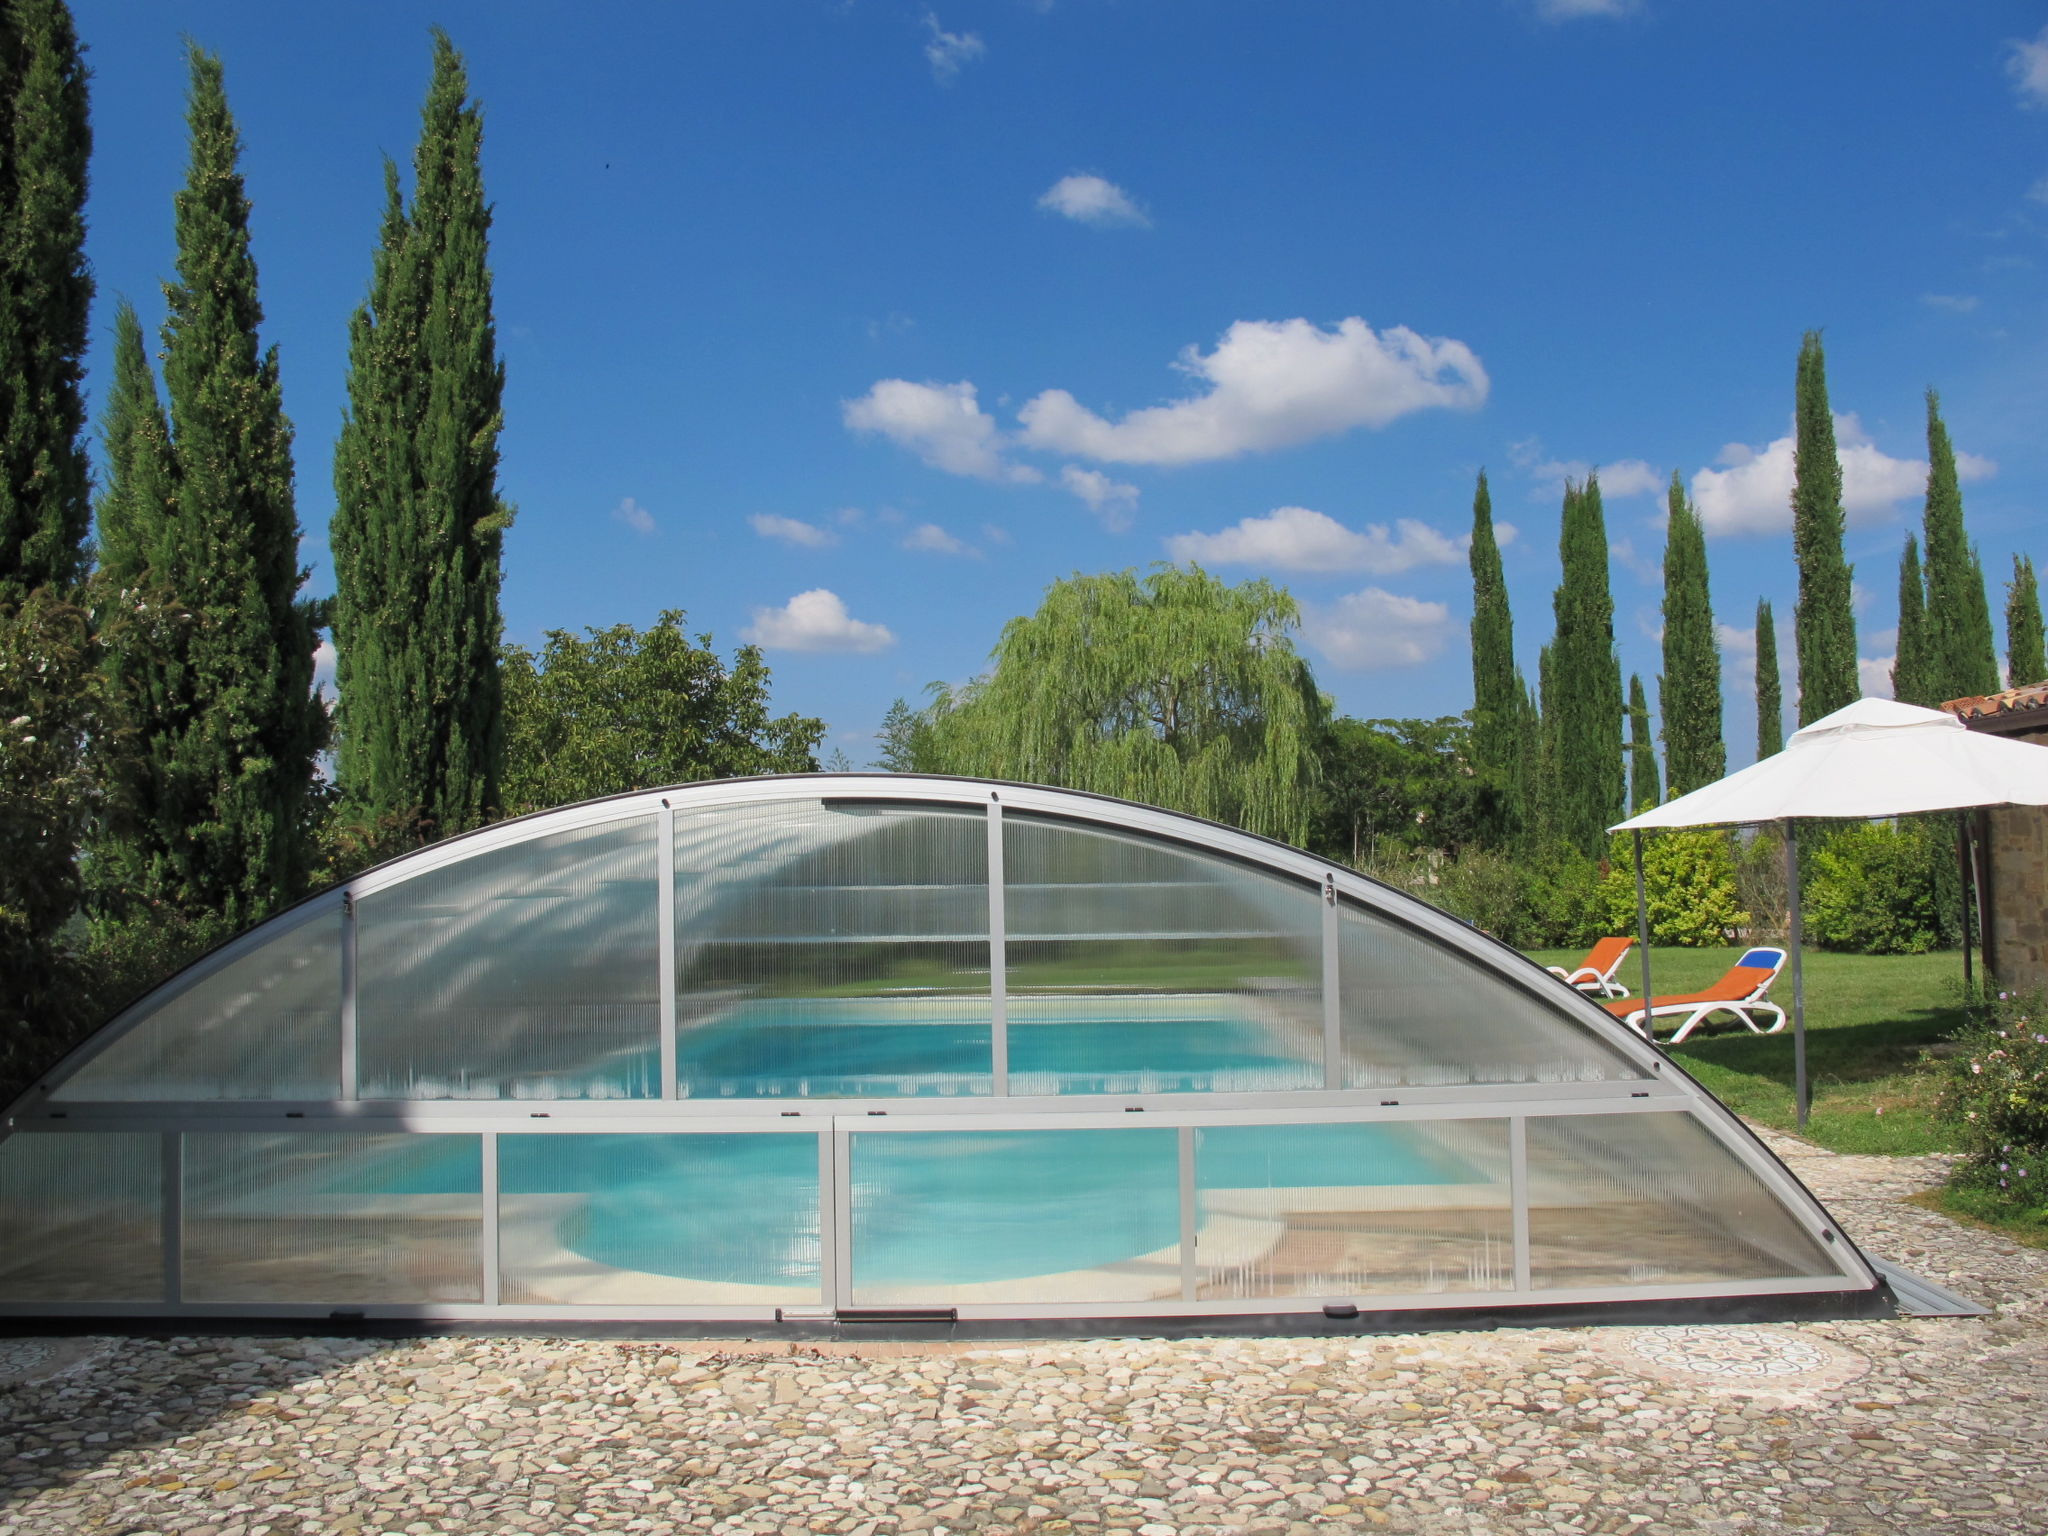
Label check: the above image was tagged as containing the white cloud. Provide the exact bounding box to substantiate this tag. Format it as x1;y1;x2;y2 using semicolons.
1017;316;1488;466
1163;506;1478;576
1922;293;1980;314
312;640;337;701
924;13;985;82
1300;588;1455;671
1037;174;1150;229
1537;0;1638;17
1609;537;1661;585
1689;412;1996;536
2009;25;2048;107
1859;656;1896;699
613;497;655;535
843;378;1041;483
742;590;896;654
1511;440;1663;501
749;513;838;549
902;522;975;556
1060;465;1140;530
2029;175;2048;204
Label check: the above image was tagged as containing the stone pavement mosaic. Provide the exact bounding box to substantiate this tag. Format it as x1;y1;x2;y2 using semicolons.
2;1127;2044;1536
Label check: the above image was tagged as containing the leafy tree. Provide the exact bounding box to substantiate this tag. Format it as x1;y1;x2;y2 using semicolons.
1657;472;1723;794
0;0;90;603
91;47;323;928
1312;714;1490;867
2007;554;2046;687
1919;390;1999;703
915;565;1324;844
872;697;930;771
1598;829;1744;947
1755;599;1783;757
499;611;822;814
1804;821;1946;954
1791;331;1857;724
1466;469;1528;836
330;32;511;845
1626;673;1659;812
1546;476;1624;854
1891;534;1933;705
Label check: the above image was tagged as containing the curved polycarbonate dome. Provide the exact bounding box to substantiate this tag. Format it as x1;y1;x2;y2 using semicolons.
0;775;1882;1331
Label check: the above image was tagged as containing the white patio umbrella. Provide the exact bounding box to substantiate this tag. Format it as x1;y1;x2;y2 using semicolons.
1610;696;2048;1125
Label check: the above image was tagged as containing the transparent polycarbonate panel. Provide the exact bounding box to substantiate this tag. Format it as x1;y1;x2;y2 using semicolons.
53;909;341;1101
182;1133;482;1302
0;1134;161;1302
1338;905;1644;1087
1002;814;1322;1094
1194;1120;1511;1300
356;817;660;1099
499;1133;821;1305
673;801;992;1098
850;1129;1181;1305
1526;1113;1838;1290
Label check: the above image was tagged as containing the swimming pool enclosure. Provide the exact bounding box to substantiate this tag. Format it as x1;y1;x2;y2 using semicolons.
0;776;1884;1330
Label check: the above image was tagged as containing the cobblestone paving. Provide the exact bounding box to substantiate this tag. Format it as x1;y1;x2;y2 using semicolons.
4;1132;2045;1536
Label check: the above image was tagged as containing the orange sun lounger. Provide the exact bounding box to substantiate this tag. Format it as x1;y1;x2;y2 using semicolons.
1545;936;1635;998
1600;946;1789;1045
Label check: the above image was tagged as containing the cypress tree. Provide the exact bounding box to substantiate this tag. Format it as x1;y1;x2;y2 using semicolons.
1467;469;1526;838
1547;476;1625;854
1755;599;1783;758
1657;471;1724;795
2008;554;2046;688
331;31;510;842
1919;390;1999;702
98;46;322;927
1790;332;1858;724
0;0;90;602
1627;672;1659;812
1891;535;1933;705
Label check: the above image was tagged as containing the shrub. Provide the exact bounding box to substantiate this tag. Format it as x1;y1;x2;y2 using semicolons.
1804;821;1944;955
1937;991;2048;1219
1598;829;1747;947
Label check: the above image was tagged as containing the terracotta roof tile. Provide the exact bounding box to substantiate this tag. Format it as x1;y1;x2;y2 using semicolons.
1943;679;2048;721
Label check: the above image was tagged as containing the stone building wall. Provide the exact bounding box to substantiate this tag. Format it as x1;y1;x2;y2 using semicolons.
1988;723;2048;992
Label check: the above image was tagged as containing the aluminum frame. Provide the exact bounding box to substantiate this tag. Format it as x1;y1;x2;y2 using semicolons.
0;773;1882;1324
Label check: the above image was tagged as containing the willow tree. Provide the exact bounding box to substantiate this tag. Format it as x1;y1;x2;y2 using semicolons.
916;565;1324;844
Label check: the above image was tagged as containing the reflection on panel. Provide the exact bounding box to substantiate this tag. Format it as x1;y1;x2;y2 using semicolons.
1339;906;1643;1087
0;1134;161;1302
499;1134;820;1305
850;1129;1180;1305
1003;815;1322;1094
182;1134;482;1302
356;818;660;1100
1195;1120;1511;1299
1527;1113;1838;1289
674;802;992;1097
54;910;342;1101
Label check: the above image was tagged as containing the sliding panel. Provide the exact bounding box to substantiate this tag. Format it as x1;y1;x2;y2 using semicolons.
673;801;992;1098
848;1127;1181;1306
498;1132;821;1305
53;909;342;1101
356;818;661;1100
1003;814;1323;1095
1193;1119;1513;1300
0;1133;162;1302
182;1133;483;1302
1338;904;1645;1088
1525;1113;1838;1289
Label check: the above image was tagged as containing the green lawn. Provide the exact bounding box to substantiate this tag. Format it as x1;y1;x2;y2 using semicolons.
1527;945;1972;1156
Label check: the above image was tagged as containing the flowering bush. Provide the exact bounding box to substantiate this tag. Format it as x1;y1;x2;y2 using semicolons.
1937;991;2048;1214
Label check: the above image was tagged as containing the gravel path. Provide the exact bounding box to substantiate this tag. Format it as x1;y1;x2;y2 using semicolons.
4;1130;2045;1536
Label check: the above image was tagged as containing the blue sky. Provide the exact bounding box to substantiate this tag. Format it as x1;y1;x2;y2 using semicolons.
71;1;2048;768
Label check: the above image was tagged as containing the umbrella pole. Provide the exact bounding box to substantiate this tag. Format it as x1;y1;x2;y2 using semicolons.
1958;815;1973;999
1786;820;1807;1130
1632;830;1653;1010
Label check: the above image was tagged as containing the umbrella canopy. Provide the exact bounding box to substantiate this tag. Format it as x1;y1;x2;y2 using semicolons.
1613;696;2048;832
